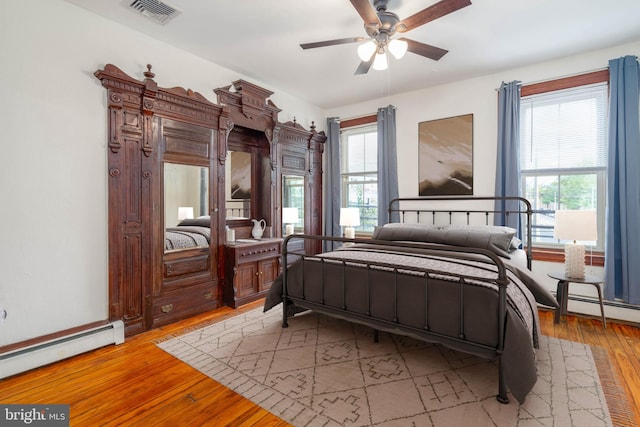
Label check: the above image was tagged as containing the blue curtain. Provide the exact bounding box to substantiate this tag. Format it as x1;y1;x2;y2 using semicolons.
605;55;640;304
494;81;522;234
377;106;399;224
323;117;341;251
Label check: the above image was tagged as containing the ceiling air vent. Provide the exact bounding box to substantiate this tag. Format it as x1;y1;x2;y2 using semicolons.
127;0;181;25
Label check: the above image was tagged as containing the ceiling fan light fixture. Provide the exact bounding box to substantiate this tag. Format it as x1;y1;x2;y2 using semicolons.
357;40;377;61
301;0;471;75
388;39;408;59
372;52;388;71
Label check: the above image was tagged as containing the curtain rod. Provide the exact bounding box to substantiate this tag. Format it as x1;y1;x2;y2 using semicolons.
332;113;375;123
495;66;609;91
333;112;377;122
333;106;396;123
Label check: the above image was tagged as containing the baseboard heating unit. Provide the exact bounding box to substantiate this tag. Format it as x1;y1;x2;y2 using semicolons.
0;321;125;379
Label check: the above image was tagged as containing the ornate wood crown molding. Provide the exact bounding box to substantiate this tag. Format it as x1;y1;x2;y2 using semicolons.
214;79;281;134
94;64;223;128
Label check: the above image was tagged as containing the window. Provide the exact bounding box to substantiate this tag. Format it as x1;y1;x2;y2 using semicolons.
341;124;377;233
520;79;608;250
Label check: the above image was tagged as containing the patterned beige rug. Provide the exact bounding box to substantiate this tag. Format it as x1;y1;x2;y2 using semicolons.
158;307;627;426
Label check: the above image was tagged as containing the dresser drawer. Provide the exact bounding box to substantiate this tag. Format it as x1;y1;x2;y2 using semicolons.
151;281;219;326
235;242;281;263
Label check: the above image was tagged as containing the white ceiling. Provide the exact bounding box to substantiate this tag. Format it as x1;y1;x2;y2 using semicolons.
66;0;640;109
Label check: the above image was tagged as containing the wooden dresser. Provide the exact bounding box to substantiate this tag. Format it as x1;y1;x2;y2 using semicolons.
224;238;282;308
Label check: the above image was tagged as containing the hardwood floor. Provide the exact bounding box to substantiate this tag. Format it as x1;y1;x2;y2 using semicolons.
538;308;640;426
1;302;639;426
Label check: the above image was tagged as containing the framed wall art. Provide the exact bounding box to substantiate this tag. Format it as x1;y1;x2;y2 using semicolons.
418;113;473;196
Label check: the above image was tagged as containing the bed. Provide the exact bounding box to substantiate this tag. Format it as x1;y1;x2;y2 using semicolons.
263;196;558;404
165;217;211;251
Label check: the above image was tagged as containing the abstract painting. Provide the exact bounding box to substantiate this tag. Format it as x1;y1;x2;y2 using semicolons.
418;114;473;196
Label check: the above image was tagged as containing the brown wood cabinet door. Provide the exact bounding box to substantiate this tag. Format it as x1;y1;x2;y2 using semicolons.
258;258;279;292
235;263;258;298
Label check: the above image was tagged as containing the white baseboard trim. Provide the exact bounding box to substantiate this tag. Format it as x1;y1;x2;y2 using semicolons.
0;321;124;379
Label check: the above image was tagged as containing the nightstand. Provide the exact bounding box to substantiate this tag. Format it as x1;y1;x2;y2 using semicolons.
549;271;606;329
224;238;282;308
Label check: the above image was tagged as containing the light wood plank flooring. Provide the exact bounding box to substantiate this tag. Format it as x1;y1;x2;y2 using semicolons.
1;301;638;426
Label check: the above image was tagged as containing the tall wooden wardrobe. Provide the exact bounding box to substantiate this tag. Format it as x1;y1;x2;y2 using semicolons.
95;64;325;336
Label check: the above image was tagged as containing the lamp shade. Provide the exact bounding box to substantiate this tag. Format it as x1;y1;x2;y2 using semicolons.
372;52;388;71
554;210;597;242
388;39;408;59
282;207;299;224
357;40;376;61
339;208;361;227
177;207;194;221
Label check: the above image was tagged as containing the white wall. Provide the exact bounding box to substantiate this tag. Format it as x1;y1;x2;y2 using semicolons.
327;40;640;324
0;0;325;346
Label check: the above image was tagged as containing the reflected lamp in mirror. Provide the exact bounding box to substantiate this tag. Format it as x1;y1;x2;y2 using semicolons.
282;207;299;236
178;207;194;221
340;208;360;239
554;210;597;279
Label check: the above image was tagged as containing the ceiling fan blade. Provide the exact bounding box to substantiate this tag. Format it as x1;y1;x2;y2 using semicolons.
300;37;365;50
354;52;375;75
397;0;471;33
402;38;448;61
349;0;382;27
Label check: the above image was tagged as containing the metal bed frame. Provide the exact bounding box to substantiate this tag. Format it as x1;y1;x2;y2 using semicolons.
279;196;536;404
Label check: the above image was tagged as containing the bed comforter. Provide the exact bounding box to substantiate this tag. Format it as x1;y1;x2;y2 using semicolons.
165;226;210;250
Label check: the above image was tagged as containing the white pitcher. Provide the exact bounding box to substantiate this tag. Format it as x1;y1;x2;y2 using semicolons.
251;219;266;239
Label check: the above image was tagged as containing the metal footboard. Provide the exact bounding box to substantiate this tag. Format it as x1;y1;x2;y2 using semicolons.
280;234;511;404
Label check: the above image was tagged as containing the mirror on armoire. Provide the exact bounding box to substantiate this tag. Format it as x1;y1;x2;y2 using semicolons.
224;126;273;235
163;162;210;252
282;174;304;235
225;150;251;220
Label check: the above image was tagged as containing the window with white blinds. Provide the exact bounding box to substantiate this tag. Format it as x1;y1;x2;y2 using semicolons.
520;83;608;171
340;125;378;234
519;82;608;248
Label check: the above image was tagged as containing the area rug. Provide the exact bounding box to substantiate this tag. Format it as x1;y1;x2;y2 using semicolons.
157;307;627;427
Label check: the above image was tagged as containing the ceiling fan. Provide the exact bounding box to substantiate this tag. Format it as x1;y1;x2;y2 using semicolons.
300;0;471;74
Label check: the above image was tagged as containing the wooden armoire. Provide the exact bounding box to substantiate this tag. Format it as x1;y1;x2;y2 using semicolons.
94;64;325;336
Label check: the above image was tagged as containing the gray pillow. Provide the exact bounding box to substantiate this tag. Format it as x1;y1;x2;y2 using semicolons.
372;223;516;258
177;216;211;227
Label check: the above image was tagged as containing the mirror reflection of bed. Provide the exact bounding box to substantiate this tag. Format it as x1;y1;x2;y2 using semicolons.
163;148;262;251
164;163;210;252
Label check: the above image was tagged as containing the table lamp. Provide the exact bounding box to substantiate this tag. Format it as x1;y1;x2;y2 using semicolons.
178;207;194;221
554;210;597;279
282;207;299;236
340;208;360;239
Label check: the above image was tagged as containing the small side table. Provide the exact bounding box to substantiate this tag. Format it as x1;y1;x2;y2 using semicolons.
549;271;606;329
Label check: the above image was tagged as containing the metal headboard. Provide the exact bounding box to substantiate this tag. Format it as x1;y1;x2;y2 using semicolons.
388;196;533;270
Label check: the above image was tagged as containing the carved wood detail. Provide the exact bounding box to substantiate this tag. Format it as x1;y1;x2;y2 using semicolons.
214;80;281;132
282;155;306;171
